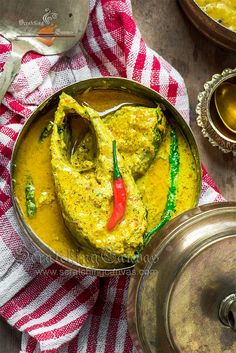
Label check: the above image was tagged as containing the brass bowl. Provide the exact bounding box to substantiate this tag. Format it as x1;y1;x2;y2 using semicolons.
178;0;236;51
196;68;236;155
11;77;202;276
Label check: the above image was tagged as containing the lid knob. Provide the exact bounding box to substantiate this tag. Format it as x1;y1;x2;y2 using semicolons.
219;294;236;331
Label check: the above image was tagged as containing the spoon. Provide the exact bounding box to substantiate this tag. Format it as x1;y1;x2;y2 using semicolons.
81;101;152;118
214;82;236;133
0;0;89;103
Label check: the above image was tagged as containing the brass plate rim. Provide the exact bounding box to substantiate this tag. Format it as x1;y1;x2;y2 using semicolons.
178;0;236;51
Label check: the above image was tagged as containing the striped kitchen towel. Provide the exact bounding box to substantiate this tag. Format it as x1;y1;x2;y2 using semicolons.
0;0;224;352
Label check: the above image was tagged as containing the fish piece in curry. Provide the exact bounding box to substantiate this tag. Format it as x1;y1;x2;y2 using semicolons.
13;88;199;269
50;93;147;261
71;105;166;179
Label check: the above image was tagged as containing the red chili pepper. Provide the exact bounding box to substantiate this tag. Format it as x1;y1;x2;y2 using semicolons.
107;140;127;231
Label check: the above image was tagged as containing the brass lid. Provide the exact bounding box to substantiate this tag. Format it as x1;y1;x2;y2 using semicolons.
127;202;236;353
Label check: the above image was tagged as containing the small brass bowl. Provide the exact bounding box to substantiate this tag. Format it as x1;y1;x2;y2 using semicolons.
196;68;236;156
178;0;236;51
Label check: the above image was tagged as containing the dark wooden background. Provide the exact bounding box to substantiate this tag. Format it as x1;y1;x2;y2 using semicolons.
1;0;236;351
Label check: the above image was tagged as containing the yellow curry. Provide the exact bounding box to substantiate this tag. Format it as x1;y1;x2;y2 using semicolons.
195;0;236;31
14;89;199;269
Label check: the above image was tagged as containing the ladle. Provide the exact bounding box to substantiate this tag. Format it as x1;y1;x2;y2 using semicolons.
0;0;89;103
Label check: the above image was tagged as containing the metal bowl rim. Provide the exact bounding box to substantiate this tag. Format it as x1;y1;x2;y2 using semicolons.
191;0;236;37
10;76;202;276
127;201;236;352
206;73;236;144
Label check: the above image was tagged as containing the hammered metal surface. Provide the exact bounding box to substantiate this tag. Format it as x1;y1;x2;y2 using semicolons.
128;203;236;353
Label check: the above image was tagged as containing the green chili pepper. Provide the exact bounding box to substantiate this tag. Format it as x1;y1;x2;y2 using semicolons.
25;178;36;218
39;121;54;142
144;127;179;246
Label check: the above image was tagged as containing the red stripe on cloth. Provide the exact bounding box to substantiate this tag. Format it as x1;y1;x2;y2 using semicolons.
35;311;90;341
82;32;111;76
14;277;81;329
0;104;7;115
104;276;127;353
107;0;137;36
0;215;35;275
0;125;19;141
202;164;221;193
101;0;134;31
0;191;9;204
91;6;126;76
150;56;161;92
0;164;9;180
7;97;25;114
0;143;12;160
0;198;11;217
0;43;11;55
0;263;61;320
26;335;37;353
68;334;79;353
24;278;98;332
6;115;22;125
4;94;32;118
22;52;43;63
123;328;134;353
85;278;110;353
101;4;125;52
132;38;146;82
167;76;178;106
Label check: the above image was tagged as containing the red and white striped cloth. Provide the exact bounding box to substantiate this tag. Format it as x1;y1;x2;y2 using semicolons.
0;1;224;352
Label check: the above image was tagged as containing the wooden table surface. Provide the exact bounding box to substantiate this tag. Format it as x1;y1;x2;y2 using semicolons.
1;0;236;352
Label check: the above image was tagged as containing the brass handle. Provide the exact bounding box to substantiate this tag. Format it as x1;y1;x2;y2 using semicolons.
219;294;236;331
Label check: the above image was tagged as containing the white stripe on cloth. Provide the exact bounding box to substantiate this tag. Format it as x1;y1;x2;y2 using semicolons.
0;251;32;306
114;319;130;353
57;342;69;353
0;123;22;141
126;29;140;79
8;273;78;327
20;333;41;353
140;52;153;89
37;297;95;352
199;180;225;205
5;207;51;269
113;286;129;353
75;315;93;353
21;278;97;333
0;174;10;198
33;292;96;337
95;285;117;353
0;209;50;306
20;333;30;353
10;55;60;105
95;4;123;75
0;109;16;126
